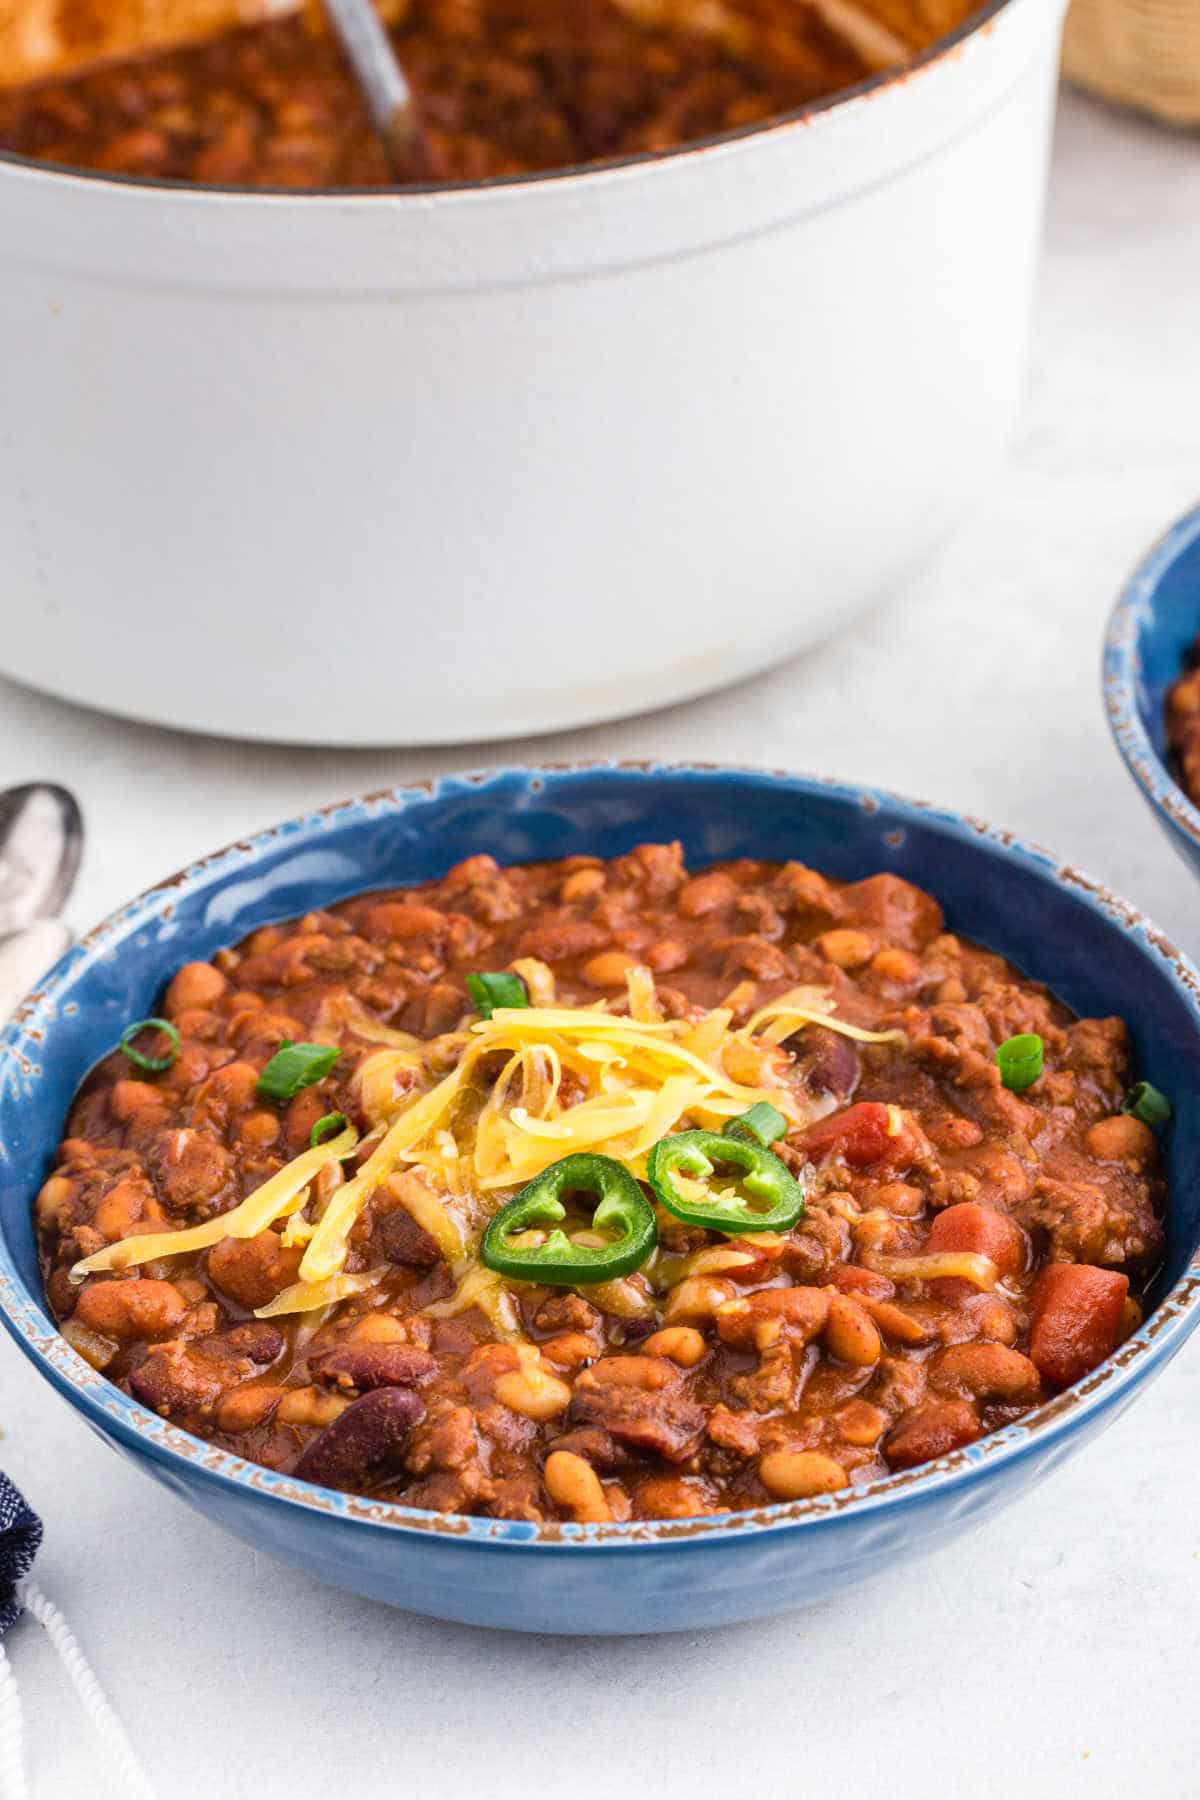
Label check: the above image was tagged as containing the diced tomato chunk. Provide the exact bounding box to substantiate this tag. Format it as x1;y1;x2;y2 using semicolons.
928;1202;1028;1302
832;1264;895;1302
803;1102;918;1171
1028;1263;1129;1389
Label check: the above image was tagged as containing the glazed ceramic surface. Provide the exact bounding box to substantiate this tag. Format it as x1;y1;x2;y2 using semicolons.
3;764;1199;1634
0;0;1066;745
1105;501;1200;880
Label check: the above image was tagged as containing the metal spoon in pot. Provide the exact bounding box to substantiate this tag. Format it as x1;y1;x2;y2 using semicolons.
320;0;435;179
0;783;84;1019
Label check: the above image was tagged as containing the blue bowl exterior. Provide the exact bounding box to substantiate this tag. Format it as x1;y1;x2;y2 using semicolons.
4;764;1200;1634
1105;500;1200;878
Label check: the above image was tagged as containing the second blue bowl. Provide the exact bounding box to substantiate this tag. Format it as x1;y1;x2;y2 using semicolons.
1105;500;1200;878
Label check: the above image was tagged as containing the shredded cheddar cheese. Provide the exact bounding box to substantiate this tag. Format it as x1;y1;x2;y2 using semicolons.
69;1124;359;1280
70;977;902;1318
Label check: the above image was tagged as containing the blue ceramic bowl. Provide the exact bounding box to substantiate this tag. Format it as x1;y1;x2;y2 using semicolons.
1105;501;1200;877
4;764;1200;1635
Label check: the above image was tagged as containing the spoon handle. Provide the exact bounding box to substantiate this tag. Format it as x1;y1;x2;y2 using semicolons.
320;0;423;172
0;919;72;1023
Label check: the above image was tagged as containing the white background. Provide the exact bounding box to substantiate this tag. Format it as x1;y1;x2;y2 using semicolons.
2;85;1199;1800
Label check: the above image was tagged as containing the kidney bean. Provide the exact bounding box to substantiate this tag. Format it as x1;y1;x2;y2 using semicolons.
293;1388;426;1490
884;1400;981;1470
310;1343;437;1392
790;1026;861;1100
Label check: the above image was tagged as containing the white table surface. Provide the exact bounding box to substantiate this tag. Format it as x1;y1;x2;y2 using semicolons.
2;84;1199;1800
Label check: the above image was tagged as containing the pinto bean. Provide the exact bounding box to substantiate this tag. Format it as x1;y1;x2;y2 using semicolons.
165;961;228;1015
870;947;922;984
759;1450;849;1500
678;871;737;917
494;1363;573;1421
217;1384;286;1431
540;1333;599;1370
278;1387;351;1428
544;1450;612;1523
640;1327;706;1367
823;1294;882;1368
74;1278;186;1343
560;869;604;903
1085;1115;1157;1164
835;1400;887;1447
663;1276;737;1325
92;1176;161;1242
208;1230;302;1311
344;1313;409;1344
635;1476;715;1518
715;1286;829;1352
293;1388;426;1490
110;1079;170;1125
867;1299;932;1346
929;1343;1041;1405
582;950;637;988
363;902;448;944
817;929;874;970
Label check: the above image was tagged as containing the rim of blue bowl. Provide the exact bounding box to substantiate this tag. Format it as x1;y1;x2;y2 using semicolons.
1104;499;1200;853
3;760;1200;1553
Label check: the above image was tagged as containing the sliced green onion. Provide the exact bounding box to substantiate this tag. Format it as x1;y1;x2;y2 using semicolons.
723;1101;788;1148
257;1040;339;1102
996;1033;1044;1092
1121;1081;1171;1127
466;971;529;1020
310;1111;350;1149
118;1017;181;1074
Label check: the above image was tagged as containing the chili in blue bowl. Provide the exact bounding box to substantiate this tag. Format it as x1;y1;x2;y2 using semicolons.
2;764;1200;1634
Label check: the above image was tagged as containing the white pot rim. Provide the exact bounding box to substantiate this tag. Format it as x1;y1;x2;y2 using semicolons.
0;0;1063;292
0;0;1013;205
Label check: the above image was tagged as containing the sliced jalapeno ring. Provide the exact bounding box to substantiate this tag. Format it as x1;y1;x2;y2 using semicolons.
480;1152;657;1286
647;1128;805;1236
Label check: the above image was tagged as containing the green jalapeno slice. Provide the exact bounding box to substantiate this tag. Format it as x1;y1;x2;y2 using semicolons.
647;1129;805;1235
480;1152;658;1285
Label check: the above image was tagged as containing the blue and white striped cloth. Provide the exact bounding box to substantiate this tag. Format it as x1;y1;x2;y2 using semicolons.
0;1473;41;1637
0;1469;156;1797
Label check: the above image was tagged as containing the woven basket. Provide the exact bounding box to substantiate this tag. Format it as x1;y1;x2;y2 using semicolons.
1063;0;1200;127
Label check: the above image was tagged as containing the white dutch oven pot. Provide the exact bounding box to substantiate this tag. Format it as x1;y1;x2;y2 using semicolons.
0;0;1066;745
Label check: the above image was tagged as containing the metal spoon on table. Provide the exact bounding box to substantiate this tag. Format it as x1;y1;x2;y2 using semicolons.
320;0;436;179
0;784;84;1020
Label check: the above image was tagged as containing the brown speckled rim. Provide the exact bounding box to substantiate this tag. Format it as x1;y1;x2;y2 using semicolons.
1104;501;1200;855
2;760;1199;1549
0;0;1013;198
